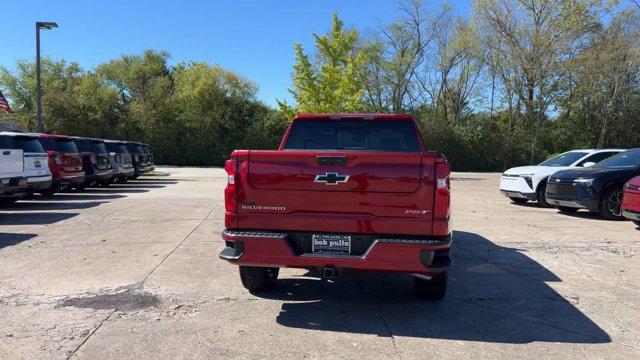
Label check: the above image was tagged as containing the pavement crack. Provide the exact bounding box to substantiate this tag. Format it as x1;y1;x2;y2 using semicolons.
140;203;220;284
352;278;402;360
65;309;116;359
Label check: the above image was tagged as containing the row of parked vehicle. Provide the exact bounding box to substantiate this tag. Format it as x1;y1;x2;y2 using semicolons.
0;132;155;202
499;148;640;227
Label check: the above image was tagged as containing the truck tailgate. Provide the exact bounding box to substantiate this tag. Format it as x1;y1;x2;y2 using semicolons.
0;149;24;177
236;151;436;236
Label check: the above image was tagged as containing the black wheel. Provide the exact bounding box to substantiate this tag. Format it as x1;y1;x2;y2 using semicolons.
633;220;640;227
239;266;279;293
414;271;448;301
75;184;87;191
0;198;18;204
509;197;528;204
598;186;624;220
557;206;579;213
536;182;553;208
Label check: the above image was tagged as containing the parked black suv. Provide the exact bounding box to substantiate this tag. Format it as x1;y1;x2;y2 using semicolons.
71;137;115;189
546;149;640;219
141;144;155;171
125;141;154;179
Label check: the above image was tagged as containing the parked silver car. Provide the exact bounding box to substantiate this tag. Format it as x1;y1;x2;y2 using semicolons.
104;140;134;183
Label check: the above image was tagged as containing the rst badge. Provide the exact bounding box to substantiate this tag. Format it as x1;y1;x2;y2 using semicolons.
314;173;349;185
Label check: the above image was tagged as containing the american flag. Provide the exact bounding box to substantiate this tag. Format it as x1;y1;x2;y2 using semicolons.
0;90;15;115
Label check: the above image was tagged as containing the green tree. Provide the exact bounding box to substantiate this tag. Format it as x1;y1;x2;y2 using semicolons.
280;14;369;114
0;58;83;131
474;0;610;163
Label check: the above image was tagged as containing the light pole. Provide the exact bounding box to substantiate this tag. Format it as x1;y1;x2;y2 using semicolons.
36;21;58;133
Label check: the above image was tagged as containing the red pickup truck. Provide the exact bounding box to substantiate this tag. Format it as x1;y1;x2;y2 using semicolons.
219;114;452;300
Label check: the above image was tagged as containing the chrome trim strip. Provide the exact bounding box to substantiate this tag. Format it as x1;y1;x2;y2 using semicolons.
622;209;640;221
222;230;287;239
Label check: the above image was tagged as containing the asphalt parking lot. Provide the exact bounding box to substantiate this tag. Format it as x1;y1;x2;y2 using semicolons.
1;167;639;359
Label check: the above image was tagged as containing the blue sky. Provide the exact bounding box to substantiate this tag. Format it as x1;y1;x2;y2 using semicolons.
2;0;472;106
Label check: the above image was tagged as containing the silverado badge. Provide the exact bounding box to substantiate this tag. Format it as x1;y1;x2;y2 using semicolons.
314;173;349;185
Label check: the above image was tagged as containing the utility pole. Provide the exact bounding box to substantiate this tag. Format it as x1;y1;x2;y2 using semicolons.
36;21;58;133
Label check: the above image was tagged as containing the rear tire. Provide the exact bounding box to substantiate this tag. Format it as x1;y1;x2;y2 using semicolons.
414;271;448;301
239;266;279;293
509;197;528;204
557;206;579;213
0;198;18;204
598;186;624;220
633;220;640;227
536;182;553;208
75;184;87;191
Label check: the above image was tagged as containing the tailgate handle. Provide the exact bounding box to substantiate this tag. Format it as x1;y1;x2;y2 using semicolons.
317;156;348;166
2;151;10;155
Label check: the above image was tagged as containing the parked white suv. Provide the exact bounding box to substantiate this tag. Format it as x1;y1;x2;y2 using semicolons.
1;132;52;192
500;149;625;207
0;134;27;202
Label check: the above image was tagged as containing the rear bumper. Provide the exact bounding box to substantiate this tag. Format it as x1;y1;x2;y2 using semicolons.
138;165;154;174
219;229;452;275
26;175;52;190
121;167;135;177
1;177;28;197
622;209;640;221
50;174;85;189
86;169;115;183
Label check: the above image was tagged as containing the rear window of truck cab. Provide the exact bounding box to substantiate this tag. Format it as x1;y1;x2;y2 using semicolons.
56;139;79;153
12;136;46;153
106;142;128;153
38;137;78;153
91;141;108;154
0;135;12;148
126;143;143;154
73;139;92;152
283;119;421;152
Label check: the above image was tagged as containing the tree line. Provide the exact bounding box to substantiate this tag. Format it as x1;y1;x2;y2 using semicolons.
1;0;639;170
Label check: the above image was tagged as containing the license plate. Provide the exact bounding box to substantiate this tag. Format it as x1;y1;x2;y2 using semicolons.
312;234;351;255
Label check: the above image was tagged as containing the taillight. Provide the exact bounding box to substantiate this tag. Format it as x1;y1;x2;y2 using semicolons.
436;162;451;194
434;160;451;220
134;153;139;162
91;154;98;164
114;153;122;163
53;154;62;166
224;159;237;212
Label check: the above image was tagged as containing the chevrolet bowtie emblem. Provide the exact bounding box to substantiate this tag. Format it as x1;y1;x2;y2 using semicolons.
314;172;349;185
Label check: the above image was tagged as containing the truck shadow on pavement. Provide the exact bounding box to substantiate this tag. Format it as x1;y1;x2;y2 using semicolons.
0;233;37;249
268;231;611;344
4;201;108;211
0;212;78;225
